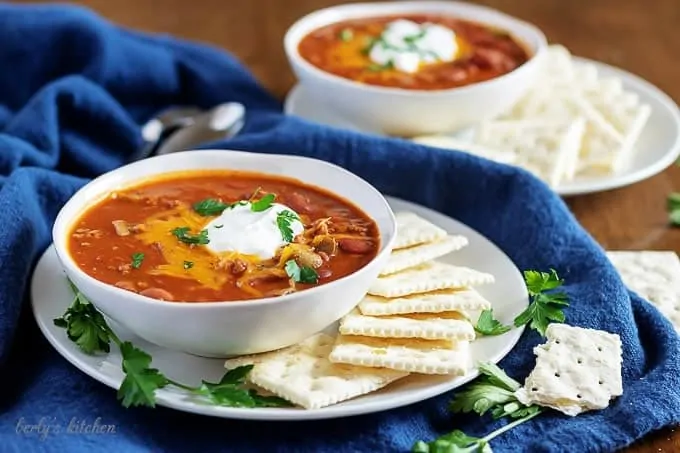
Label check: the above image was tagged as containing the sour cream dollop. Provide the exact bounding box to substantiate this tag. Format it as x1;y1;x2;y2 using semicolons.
203;202;304;260
368;19;458;73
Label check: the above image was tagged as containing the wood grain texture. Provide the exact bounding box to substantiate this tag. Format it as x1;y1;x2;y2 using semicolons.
10;0;680;450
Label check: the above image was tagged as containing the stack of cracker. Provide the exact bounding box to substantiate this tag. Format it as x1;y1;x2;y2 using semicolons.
222;211;497;409
328;211;495;376
411;44;652;189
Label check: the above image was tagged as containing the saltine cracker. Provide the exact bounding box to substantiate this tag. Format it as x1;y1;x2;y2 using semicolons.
358;288;491;316
607;250;680;331
515;324;623;416
380;235;469;276
223;333;408;409
393;212;448;250
339;308;475;341
329;335;470;375
368;261;495;298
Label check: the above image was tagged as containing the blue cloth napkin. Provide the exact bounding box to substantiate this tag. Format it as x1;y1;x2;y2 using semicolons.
0;4;678;453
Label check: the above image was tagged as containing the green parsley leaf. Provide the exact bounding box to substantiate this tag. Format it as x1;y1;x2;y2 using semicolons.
131;252;144;269
276;210;300;242
284;259;319;284
361;36;377;55
339;28;353;42
403;30;426;44
53;282;112;354
367;60;394;72
183;261;194;270
171;227;210;245
513;269;569;336
412;430;488;453
449;362;525;418
193;198;228;216
196;365;292;408
668;192;680;226
474;309;511;336
477;362;521;392
117;341;169;408
250;193;276;212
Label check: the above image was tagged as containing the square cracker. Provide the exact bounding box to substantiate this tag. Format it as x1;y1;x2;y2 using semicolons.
329;335;470;375
339;308;475;341
358;288;491;316
606;251;680;331
514;323;623;416
380;235;469;276
393;212;448;250
474;118;586;188
368;261;495;298
223;333;408;409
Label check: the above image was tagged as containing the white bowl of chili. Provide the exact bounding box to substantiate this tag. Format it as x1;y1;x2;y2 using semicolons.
52;150;396;358
284;1;547;136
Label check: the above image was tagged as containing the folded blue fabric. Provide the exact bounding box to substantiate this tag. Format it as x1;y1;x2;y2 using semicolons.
0;4;678;453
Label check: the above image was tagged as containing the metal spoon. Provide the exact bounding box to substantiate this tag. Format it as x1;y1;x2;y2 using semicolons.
154;102;246;156
130;106;203;162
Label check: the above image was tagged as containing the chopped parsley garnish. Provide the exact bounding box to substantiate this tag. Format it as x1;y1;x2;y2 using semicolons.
131;252;145;269
55;279;292;409
367;60;394;72
214;224;224;229
171;227;210;245
193;198;228;216
276;210;299;242
361;36;377;55
183;261;194;270
284;260;319;284
667;192;680;226
403;30;426;45
250;193;276;212
339;28;353;42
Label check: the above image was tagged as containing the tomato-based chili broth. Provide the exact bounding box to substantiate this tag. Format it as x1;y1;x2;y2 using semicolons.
298;14;530;90
68;170;380;302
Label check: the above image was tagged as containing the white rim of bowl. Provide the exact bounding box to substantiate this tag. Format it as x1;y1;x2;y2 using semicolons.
52;150;397;309
283;0;548;96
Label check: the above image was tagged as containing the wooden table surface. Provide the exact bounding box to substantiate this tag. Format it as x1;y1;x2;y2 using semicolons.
14;0;680;451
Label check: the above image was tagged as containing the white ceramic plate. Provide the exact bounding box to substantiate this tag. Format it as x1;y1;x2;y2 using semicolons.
31;197;528;421
285;57;680;197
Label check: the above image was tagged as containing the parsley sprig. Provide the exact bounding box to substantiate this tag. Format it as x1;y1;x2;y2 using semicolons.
276;210;300;242
54;281;291;409
413;363;543;452
171;227;210;245
475;269;569;337
285;260;318;284
667;192;680;226
515;269;569;336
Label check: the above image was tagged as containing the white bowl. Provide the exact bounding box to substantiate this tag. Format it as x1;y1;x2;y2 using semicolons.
284;1;547;136
52;150;397;358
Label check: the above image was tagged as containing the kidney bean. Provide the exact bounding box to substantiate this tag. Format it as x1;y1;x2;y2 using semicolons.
317;268;332;279
114;281;137;293
338;238;374;254
140;287;174;301
286;192;313;214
